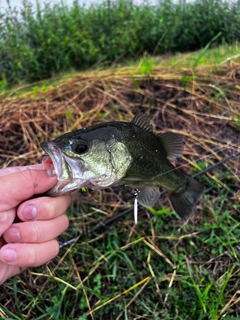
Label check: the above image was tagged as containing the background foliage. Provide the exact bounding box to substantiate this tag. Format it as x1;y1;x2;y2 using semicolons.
1;0;240;84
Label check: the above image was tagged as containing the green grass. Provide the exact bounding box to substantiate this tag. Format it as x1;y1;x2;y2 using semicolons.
3;183;239;319
153;42;240;70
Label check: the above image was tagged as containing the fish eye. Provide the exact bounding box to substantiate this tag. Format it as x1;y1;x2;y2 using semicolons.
73;141;88;154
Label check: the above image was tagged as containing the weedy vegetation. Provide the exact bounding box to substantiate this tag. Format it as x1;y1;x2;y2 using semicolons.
0;0;240;85
0;0;240;319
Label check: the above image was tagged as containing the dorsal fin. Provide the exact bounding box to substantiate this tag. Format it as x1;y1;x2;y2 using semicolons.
131;113;153;132
158;132;184;159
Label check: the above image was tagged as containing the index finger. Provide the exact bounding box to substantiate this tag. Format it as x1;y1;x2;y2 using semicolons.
0;169;57;212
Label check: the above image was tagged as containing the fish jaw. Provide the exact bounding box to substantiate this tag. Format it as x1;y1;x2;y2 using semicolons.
41;143;67;178
41;142;89;197
42;142;92;196
41;142;75;195
42;142;98;196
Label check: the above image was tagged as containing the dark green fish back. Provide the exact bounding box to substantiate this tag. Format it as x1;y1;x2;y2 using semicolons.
120;113;185;190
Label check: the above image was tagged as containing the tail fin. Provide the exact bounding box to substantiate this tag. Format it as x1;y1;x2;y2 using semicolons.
169;177;204;219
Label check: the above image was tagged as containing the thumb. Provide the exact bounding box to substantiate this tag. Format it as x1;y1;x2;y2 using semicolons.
0;169;57;212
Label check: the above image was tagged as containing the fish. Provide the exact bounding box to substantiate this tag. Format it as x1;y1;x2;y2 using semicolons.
41;113;204;219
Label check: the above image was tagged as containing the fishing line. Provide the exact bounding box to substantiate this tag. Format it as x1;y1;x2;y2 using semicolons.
154;143;239;180
59;151;240;250
192;151;240;178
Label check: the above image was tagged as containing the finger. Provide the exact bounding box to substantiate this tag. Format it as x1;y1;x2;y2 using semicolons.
0;264;25;285
3;214;69;244
0;209;16;237
0;241;59;267
0;164;45;177
0;169;57;212
17;194;72;221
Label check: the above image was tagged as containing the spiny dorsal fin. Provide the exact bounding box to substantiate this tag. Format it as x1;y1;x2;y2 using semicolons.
158;132;183;159
131;113;153;132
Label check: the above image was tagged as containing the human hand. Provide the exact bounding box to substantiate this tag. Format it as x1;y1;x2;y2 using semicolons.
0;164;72;285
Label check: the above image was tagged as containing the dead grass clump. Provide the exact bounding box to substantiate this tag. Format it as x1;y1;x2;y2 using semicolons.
0;65;239;178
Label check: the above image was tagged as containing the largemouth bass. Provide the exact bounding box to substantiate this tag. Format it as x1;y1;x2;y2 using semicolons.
41;113;204;218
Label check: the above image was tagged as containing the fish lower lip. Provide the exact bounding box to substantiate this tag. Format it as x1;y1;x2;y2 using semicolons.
42;143;66;178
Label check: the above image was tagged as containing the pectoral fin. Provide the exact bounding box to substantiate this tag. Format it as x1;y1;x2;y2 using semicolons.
135;186;160;207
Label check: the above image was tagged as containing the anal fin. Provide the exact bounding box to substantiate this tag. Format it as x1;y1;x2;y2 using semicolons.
135;186;160;207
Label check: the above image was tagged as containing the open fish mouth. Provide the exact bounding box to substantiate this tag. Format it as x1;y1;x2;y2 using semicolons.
41;142;74;192
41;142;92;196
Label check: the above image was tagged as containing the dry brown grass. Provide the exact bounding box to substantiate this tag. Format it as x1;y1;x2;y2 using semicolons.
1;64;239;174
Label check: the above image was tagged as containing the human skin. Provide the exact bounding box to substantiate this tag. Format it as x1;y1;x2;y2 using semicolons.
0;164;72;285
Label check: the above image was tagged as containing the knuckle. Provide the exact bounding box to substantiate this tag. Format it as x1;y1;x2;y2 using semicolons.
43;201;56;218
61;214;69;230
20;169;35;183
27;246;38;265
19;169;40;194
27;223;40;243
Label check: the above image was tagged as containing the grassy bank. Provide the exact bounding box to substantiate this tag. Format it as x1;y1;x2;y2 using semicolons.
1;0;240;85
0;44;240;318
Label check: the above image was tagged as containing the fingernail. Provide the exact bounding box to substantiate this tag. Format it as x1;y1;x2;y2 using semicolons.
22;205;38;220
1;248;17;262
8;228;20;242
